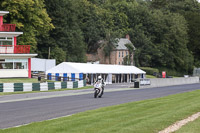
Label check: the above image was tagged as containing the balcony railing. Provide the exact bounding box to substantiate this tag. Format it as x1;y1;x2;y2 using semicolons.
0;24;16;32
0;45;30;54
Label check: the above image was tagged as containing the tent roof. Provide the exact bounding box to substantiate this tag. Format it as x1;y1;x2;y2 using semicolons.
46;62;146;74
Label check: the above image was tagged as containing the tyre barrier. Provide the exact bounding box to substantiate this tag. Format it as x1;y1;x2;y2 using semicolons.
0;80;86;92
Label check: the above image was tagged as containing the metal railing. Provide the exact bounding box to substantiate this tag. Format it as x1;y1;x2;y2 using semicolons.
0;45;30;54
0;24;16;32
47;75;82;82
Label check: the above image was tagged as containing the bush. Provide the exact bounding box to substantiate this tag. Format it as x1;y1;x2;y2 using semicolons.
139;67;159;75
157;68;184;77
140;67;186;77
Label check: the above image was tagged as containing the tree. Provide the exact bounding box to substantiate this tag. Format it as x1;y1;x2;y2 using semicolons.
102;0;131;36
124;43;135;65
50;47;66;65
125;3;193;73
150;0;200;68
102;32;118;64
185;11;200;66
78;0;107;53
37;0;87;63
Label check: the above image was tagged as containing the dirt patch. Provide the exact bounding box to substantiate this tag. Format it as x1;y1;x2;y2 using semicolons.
159;112;200;133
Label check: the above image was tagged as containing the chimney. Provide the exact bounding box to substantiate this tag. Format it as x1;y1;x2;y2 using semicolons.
126;34;130;40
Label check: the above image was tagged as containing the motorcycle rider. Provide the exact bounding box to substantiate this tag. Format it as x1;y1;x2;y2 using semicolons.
95;75;105;98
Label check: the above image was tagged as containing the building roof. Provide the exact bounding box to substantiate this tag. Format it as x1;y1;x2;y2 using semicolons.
0;32;23;37
115;38;133;50
0;54;38;59
46;62;146;74
0;11;9;16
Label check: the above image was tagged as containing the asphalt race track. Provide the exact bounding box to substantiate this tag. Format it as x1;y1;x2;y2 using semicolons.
0;83;200;129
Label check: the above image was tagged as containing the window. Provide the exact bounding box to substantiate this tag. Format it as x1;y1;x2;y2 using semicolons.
0;37;13;46
126;51;128;55
122;52;124;57
14;62;27;69
0;59;28;69
0;62;13;69
0;41;12;45
119;52;120;57
0;37;12;40
119;62;120;65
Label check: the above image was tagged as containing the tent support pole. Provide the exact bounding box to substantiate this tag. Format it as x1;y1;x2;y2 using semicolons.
117;74;119;83
91;74;93;85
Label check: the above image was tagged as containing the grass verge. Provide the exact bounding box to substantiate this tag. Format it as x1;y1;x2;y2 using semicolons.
0;78;59;83
1;90;200;133
0;78;39;83
0;86;93;96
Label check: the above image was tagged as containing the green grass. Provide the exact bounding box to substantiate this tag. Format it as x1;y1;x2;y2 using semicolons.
0;78;39;83
0;78;59;83
175;117;200;133
146;75;157;78
0;86;93;96
1;90;200;133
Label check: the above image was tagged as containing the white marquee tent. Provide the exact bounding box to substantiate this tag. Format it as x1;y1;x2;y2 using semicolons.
46;62;145;74
46;62;146;84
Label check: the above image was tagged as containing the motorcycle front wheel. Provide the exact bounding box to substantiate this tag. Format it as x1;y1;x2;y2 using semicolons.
94;89;99;98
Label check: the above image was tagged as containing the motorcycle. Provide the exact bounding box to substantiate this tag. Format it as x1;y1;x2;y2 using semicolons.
94;81;103;98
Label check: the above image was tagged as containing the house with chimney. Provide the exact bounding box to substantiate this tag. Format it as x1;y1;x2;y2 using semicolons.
0;11;37;78
86;35;135;65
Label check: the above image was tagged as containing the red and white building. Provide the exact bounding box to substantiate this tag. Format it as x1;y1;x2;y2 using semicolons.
0;11;37;78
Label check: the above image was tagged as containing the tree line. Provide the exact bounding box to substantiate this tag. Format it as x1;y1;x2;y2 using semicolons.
1;0;200;75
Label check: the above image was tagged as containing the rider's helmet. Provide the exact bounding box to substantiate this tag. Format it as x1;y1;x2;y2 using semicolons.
98;76;102;80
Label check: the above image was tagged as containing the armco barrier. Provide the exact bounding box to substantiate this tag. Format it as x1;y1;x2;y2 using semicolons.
67;82;73;89
40;83;48;91
48;82;55;90
54;82;61;89
83;80;86;87
0;83;3;92
4;83;14;92
0;80;86;92
73;81;78;88
23;83;32;92
61;82;67;89
14;83;23;92
32;83;40;91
